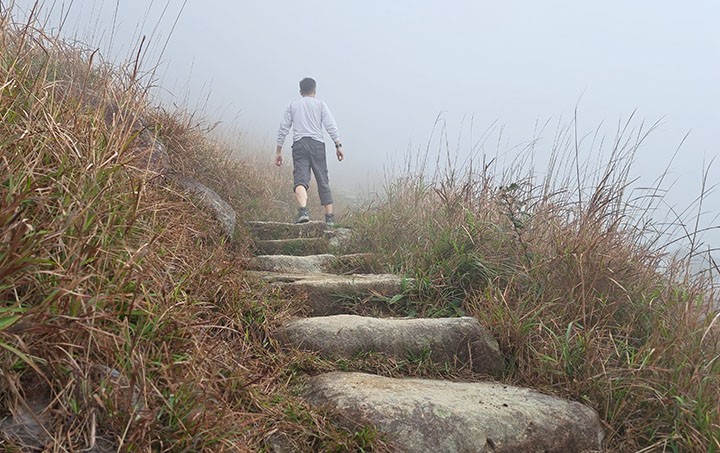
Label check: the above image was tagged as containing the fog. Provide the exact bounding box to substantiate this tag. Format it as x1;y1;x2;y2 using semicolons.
8;0;719;253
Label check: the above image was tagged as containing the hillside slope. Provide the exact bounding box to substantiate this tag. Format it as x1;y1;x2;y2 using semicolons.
1;10;718;453
0;14;372;452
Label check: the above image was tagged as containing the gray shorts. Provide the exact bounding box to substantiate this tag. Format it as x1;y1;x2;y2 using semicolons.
292;137;333;205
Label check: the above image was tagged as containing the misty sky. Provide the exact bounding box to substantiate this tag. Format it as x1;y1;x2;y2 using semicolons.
10;1;720;249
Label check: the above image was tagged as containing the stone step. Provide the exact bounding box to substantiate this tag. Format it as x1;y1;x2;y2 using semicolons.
275;315;503;376
249;254;336;273
246;221;327;240
250;272;407;315
255;238;329;256
248;253;378;274
305;372;605;453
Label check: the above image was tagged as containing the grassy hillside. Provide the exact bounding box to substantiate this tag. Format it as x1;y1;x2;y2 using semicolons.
0;10;377;452
344;128;720;450
1;6;718;453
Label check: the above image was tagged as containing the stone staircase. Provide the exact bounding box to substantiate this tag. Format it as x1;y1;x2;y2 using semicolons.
246;221;605;452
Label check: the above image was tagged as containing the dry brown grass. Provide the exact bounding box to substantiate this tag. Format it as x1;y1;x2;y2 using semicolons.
3;3;718;452
346;117;720;451
0;7;396;452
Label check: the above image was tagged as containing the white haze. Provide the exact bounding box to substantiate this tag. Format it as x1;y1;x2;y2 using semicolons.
9;0;720;259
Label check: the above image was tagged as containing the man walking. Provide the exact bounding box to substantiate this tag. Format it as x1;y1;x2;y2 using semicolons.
276;77;344;225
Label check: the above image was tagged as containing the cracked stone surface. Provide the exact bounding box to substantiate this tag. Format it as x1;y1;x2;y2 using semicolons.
305;372;605;453
276;315;503;376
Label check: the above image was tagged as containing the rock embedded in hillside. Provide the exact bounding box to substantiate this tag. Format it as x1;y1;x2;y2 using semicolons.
276;315;503;376
251;272;408;315
264;431;298;453
130;128;171;177
246;221;327;240
0;395;51;450
0;377;117;452
305;372;605;453
51;80;170;178
176;177;236;238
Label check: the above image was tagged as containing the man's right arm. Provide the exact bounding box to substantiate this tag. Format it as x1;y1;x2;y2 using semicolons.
276;105;292;166
275;144;283;166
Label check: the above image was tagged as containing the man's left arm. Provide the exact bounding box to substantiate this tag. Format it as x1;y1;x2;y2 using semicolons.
335;143;344;162
321;102;344;161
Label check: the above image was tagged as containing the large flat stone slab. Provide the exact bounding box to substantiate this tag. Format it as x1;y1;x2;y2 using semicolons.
248;254;337;273
255;238;329;256
248;253;378;274
246;221;327;240
276;315;503;376
305;372;605;453
252;272;407;315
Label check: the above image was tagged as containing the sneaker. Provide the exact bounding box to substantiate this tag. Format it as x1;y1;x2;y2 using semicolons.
295;207;310;223
325;213;335;226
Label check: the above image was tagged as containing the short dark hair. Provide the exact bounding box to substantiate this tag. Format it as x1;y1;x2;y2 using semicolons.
299;77;316;94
